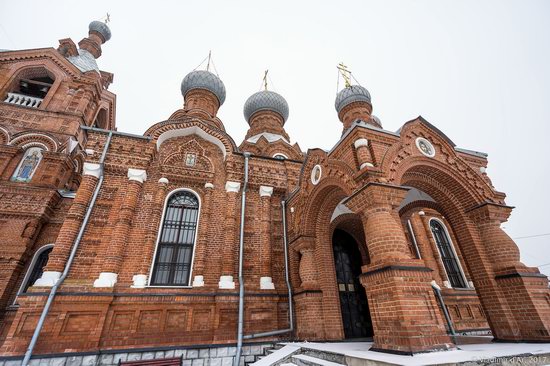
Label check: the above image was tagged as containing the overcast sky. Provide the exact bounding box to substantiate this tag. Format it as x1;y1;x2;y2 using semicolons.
1;0;549;277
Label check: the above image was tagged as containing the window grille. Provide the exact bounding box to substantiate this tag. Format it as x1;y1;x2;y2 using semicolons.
430;220;467;288
151;191;199;286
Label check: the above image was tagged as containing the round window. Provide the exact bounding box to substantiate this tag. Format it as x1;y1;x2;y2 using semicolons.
415;137;435;157
311;165;322;185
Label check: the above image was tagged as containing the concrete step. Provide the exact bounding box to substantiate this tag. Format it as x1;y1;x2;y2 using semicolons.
291;354;345;366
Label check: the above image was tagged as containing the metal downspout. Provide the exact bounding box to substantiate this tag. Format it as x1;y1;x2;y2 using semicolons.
22;132;113;366
234;152;250;366
431;280;456;336
242;199;293;339
407;219;422;259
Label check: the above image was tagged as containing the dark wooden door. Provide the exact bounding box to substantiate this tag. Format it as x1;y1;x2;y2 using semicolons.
332;230;373;338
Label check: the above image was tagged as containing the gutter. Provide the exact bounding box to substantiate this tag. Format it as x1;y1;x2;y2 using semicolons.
22;132;113;366
431;280;456;336
234;152;251;366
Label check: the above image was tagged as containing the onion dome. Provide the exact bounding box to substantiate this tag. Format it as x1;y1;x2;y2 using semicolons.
89;21;111;42
335;85;371;114
243;90;289;123
181;70;226;106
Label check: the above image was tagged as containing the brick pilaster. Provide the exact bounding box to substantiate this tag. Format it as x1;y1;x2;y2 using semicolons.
43;163;101;275
259;186;274;290
469;203;550;341
95;169;146;287
219;181;240;289
346;183;452;354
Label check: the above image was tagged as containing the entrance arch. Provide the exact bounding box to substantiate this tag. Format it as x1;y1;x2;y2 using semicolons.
332;228;373;338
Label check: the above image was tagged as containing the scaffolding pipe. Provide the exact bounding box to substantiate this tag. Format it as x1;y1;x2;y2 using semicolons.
243;199;294;340
234;152;250;366
21;132;113;366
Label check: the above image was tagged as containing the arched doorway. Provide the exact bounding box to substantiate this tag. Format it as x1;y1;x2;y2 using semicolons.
332;229;373;338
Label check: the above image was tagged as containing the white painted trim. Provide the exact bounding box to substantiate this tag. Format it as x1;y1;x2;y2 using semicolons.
259;186;274;197
311;165;322;185
127;168;147;183
354;138;369;149
83;162;102;178
33;271;61;287
147;187;202;288
156;126;227;160
131;274;148;288
14;244;54;303
428;217;470;289
260;276;275;290
93;272;118;287
272;153;288;160
415;137;436;158
225;181;241;193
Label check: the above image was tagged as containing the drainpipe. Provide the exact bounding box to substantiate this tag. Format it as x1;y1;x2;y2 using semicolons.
431;280;456;336
242;199;293;339
234;152;251;366
21;132;113;366
407;219;422;259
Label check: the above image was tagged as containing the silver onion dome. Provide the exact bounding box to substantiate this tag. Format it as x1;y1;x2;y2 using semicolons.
89;21;111;42
181;70;226;106
335;85;371;114
243;90;289;123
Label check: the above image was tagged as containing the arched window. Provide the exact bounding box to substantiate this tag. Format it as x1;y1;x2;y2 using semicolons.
11;147;43;182
3;67;55;108
430;219;467;288
273;153;287;160
150;190;200;286
19;245;53;295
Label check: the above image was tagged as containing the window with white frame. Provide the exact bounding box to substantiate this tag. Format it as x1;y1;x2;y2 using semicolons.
11;147;43;183
150;190;199;286
430;219;467;288
19;245;53;295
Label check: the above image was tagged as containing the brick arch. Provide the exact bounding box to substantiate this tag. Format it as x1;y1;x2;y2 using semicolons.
0;126;9;145
395;163;517;339
146;119;238;160
331;213;370;265
0;62;66;110
10;131;59;152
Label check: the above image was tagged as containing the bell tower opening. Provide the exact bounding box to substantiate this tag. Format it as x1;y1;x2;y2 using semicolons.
332;229;373;339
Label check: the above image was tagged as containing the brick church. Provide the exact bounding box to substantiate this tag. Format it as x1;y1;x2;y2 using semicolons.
0;20;549;364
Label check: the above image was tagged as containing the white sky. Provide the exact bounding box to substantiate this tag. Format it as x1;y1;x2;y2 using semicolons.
1;0;549;277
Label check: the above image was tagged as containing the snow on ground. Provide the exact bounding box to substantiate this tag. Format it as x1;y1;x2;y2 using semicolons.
283;341;550;366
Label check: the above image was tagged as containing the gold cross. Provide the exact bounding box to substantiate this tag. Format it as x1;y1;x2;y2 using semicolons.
337;62;352;88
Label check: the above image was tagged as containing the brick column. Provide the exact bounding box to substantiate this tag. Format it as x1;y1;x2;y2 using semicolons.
133;177;169;288
191;182;214;287
353;138;374;169
259;186;275;290
94;168;146;288
346;183;452;354
409;212;446;285
218;181;240;289
36;162;102;286
291;235;324;340
469;203;550;341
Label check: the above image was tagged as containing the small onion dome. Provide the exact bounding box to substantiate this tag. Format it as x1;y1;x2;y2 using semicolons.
89;21;111;42
181;70;226;106
243;90;289;123
371;115;381;125
335;85;371;114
